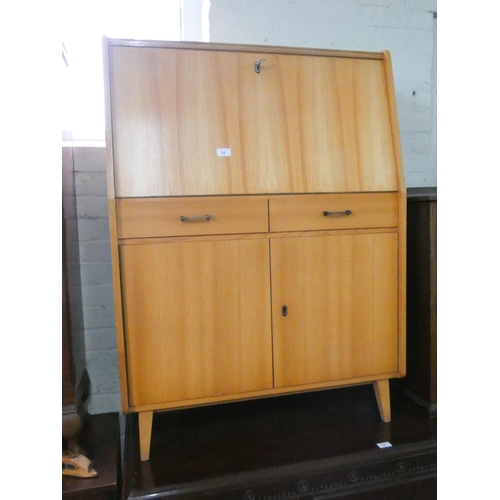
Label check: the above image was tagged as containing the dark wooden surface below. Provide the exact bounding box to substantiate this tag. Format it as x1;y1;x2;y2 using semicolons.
123;385;436;499
62;412;122;500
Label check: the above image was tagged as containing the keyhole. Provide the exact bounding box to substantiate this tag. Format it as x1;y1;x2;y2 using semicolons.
282;305;288;317
255;58;265;73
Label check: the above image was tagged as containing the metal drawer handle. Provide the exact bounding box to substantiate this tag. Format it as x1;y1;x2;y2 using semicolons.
180;214;212;222
323;210;353;217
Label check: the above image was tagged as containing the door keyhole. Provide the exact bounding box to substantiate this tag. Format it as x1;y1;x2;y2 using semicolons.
282;305;288;317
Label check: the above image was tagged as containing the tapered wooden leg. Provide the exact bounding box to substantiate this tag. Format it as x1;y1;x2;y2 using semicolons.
373;380;391;423
138;411;154;461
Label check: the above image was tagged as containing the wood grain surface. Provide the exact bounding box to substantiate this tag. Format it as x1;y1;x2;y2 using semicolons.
110;47;397;197
120;238;273;407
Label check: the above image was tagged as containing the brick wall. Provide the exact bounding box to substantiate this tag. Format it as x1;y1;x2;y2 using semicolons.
73;147;120;414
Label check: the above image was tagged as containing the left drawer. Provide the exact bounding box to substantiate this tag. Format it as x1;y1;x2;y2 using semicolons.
116;196;269;238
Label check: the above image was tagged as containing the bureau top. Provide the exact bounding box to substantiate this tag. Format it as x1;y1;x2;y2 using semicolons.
104;38;404;198
105;37;386;61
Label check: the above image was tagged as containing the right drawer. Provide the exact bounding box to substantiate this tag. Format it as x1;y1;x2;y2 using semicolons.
269;193;399;232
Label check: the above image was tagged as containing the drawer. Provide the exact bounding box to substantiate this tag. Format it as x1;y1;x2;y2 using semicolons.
116;196;269;238
269;193;399;232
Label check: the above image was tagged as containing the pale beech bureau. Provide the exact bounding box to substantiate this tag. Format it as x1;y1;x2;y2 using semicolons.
103;38;406;461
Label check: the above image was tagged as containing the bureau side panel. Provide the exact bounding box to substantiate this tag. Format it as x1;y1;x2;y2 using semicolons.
382;51;406;376
103;36;131;412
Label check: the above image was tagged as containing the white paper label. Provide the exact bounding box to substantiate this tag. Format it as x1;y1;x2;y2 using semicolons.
377;442;392;449
217;148;231;157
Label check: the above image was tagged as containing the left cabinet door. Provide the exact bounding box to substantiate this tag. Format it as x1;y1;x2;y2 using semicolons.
119;238;273;408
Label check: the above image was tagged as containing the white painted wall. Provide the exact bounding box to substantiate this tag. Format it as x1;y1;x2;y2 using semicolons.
208;0;437;187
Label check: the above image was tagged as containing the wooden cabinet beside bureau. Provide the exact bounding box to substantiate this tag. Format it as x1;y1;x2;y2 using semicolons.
103;38;406;461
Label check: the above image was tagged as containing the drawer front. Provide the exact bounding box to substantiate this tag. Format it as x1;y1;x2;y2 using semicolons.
117;196;269;238
269;193;399;232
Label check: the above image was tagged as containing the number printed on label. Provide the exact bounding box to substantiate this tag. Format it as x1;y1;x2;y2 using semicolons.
217;148;231;157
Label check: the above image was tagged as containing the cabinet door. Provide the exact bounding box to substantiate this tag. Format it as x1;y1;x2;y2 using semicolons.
271;232;399;388
120;238;273;407
110;47;396;197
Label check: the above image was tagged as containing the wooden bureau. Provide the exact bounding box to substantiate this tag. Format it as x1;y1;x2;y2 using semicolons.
103;38;406;461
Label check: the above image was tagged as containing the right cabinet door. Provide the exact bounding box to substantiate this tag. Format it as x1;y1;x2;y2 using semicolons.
271;232;399;388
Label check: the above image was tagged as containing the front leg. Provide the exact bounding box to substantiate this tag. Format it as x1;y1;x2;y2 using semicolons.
139;411;154;461
373;380;391;422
